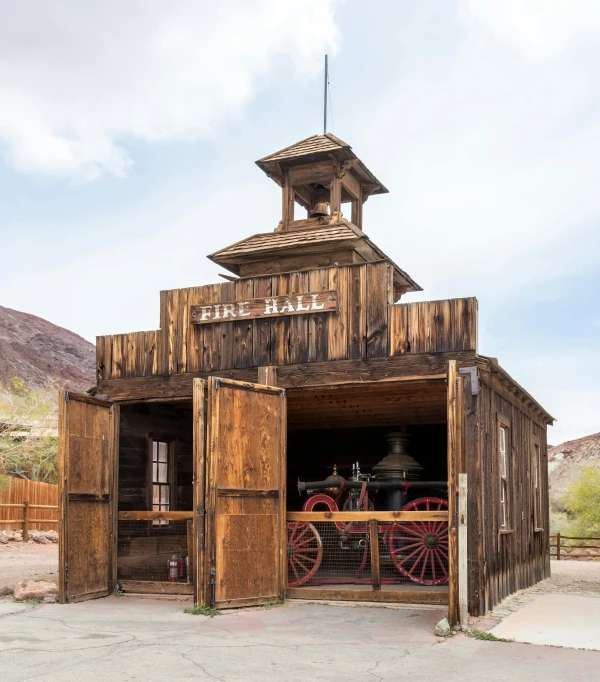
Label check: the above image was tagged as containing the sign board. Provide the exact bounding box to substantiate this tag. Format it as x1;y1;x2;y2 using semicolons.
191;290;337;325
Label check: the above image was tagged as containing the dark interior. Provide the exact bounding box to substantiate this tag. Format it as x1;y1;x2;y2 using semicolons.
287;424;448;511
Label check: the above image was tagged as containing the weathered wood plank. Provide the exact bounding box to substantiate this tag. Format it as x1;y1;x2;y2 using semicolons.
120;580;194;595
287;511;449;522
285;588;448;605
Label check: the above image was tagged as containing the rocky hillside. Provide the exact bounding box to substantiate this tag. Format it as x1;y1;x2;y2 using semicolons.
549;432;600;510
0;306;95;393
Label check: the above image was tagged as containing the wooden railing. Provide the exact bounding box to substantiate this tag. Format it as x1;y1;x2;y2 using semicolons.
0;501;59;537
550;533;600;560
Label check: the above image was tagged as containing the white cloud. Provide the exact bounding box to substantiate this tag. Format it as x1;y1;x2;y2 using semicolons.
0;1;341;179
460;0;600;60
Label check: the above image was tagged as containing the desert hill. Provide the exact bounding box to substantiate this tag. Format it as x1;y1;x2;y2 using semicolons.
548;432;600;510
0;306;95;393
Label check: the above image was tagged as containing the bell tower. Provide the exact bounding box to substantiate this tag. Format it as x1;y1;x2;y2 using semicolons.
255;132;387;233
209;134;421;296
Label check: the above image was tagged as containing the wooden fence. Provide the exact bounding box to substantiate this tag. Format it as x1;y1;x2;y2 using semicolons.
0;477;58;531
550;533;600;560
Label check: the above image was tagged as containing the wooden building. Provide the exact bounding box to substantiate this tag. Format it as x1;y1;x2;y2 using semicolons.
58;134;553;622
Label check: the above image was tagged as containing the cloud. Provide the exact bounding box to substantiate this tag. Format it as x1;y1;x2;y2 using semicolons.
0;1;341;179
460;0;600;60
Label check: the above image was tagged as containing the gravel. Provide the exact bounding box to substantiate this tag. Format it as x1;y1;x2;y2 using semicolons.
0;542;58;592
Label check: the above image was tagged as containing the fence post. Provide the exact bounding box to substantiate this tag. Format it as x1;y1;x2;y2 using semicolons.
22;500;29;541
556;532;561;561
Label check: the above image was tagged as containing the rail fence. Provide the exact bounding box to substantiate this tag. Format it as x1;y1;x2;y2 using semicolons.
550;533;600;560
0;477;59;533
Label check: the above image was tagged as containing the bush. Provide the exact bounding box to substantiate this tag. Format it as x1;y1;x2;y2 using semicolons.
563;467;600;537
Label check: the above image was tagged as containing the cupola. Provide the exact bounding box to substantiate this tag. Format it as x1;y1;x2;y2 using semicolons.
208;133;422;297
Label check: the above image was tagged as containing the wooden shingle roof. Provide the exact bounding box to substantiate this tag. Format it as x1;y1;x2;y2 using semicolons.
209;225;359;262
256;133;388;195
257;134;349;164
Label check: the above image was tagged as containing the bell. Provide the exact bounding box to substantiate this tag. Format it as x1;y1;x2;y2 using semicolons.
324;464;345;497
309;202;330;218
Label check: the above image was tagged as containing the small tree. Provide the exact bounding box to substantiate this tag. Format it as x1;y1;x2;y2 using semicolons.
563;467;600;537
0;380;58;483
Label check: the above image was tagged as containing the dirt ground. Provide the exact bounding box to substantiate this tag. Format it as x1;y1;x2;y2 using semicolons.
0;542;58;589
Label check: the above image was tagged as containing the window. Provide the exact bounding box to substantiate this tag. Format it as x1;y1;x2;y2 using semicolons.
498;416;511;530
532;436;543;531
151;440;171;525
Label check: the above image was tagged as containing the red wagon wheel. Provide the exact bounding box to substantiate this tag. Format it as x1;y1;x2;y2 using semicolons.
388;497;449;586
287;522;323;587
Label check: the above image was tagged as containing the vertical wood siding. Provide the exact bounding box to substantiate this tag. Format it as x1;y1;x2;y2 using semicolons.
389;298;477;356
97;262;398;379
0;477;58;530
477;377;550;613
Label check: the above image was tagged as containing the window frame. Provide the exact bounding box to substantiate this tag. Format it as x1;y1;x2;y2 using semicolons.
497;414;512;533
148;437;177;525
531;434;544;532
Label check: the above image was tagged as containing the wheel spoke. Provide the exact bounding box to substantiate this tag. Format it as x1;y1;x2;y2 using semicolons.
434;549;447;578
294;536;319;549
407;548;427;576
399;545;426;568
290;559;300;582
390;540;422;555
288;523;299;543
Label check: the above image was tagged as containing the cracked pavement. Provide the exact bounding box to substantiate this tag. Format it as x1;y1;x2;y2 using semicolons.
0;597;598;681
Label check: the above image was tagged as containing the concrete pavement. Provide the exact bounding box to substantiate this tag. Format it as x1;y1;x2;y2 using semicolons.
0;597;599;681
491;593;600;650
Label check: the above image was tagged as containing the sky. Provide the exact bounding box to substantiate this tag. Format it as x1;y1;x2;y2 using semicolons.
0;0;599;445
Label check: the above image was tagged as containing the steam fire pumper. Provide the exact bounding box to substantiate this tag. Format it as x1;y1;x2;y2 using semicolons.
288;433;449;587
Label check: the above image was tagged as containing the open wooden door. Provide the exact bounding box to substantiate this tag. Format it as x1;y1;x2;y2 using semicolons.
58;391;119;603
204;377;286;608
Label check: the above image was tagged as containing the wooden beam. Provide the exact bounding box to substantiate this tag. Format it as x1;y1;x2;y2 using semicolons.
447;360;459;626
257;366;278;387
369;519;381;590
97;352;476;402
118;511;194;521
120;580;194;595
287;511;449;522
286;588;448;605
458;473;468;627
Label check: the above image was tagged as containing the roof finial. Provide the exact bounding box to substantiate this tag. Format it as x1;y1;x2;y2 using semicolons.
323;54;328;135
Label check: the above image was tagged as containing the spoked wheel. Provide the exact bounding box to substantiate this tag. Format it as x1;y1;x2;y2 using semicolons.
287;522;323;587
388;498;449;586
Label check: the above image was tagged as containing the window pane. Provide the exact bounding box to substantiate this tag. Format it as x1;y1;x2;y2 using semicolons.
500;426;506;454
160;486;170;504
153;441;158;459
158;462;168;483
158;442;168;462
153;484;160;504
152;462;158;483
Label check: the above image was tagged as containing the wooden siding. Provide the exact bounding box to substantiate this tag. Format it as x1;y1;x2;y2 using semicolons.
477;373;550;614
96;263;478;382
390;298;477;356
0;477;58;530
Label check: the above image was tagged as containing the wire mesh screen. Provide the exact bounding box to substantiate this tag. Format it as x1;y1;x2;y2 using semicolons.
287;517;449;592
117;520;192;583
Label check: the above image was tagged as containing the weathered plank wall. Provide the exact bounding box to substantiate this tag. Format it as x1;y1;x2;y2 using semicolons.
390;298;477;356
0;477;58;530
477;374;550;613
96;262;478;382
